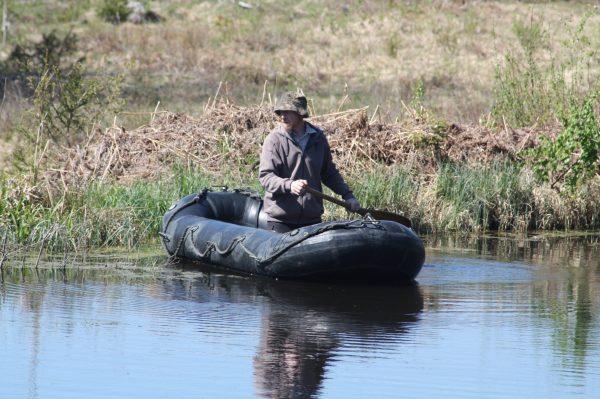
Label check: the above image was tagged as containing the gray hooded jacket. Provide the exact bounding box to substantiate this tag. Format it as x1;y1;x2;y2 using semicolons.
259;122;355;224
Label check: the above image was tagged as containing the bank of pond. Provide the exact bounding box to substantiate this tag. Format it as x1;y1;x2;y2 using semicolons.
1;161;598;257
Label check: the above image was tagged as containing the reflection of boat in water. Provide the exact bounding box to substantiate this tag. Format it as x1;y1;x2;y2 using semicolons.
161;188;425;283
167;263;424;399
253;277;423;332
253;281;423;399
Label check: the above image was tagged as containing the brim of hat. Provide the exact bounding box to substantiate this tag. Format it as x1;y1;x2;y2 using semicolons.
274;108;309;118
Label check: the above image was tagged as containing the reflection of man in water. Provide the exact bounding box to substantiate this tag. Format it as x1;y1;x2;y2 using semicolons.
253;308;337;399
252;282;423;398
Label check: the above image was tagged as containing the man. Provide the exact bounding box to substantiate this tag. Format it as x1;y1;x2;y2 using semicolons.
259;91;361;233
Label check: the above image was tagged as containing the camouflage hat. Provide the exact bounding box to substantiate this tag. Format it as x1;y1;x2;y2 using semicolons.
274;91;310;118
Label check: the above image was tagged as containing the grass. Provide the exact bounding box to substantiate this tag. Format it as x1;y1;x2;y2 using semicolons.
490;11;599;127
432;162;533;232
337;161;598;234
2;159;598;254
3;0;599;125
0;163;269;251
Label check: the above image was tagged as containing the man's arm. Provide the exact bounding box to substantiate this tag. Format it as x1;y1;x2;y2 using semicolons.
258;135;293;194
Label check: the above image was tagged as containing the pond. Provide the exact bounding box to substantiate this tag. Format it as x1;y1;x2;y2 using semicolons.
1;233;599;399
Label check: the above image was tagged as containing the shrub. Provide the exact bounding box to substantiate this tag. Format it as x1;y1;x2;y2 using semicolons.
10;60;123;181
525;93;600;193
491;16;559;127
98;0;131;24
491;13;597;128
29;62;123;146
0;30;82;97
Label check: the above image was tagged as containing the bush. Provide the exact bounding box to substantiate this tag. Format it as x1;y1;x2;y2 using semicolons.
491;16;560;127
524;93;600;193
98;0;131;24
0;30;82;97
29;62;123;146
491;13;597;128
10;60;124;180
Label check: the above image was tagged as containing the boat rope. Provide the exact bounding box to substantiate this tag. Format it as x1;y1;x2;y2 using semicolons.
169;225;199;260
254;218;385;266
201;235;248;257
173;224;251;260
172;217;383;266
160;190;208;240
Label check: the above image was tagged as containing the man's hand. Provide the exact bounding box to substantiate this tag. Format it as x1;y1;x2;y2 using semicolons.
290;179;308;196
346;198;361;212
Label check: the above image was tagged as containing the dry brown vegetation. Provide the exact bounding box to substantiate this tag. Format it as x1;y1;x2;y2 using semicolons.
52;101;557;186
2;1;598;146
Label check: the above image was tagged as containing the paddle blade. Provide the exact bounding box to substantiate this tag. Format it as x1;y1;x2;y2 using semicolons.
357;208;412;228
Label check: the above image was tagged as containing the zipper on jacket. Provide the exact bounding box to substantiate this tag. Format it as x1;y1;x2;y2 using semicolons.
297;143;307;225
285;129;318;225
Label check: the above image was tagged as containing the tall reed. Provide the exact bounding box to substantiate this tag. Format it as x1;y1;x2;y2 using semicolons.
345;161;598;233
2;160;599;253
0;166;248;251
432;162;533;232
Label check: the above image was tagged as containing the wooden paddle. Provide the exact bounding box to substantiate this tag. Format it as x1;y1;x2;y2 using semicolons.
305;186;412;228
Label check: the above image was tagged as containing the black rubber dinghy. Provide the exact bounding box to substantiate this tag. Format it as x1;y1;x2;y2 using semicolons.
161;188;425;282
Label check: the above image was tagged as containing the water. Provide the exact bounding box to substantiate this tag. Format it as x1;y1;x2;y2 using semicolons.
1;234;599;399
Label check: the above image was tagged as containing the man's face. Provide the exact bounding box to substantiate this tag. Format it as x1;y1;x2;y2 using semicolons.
278;111;303;132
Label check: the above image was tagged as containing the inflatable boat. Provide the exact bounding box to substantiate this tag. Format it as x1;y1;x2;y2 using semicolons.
160;188;425;282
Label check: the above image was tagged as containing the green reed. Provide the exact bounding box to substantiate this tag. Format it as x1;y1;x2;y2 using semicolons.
1;161;599;254
0;167;248;252
349;165;419;216
433;162;533;232
348;161;598;233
